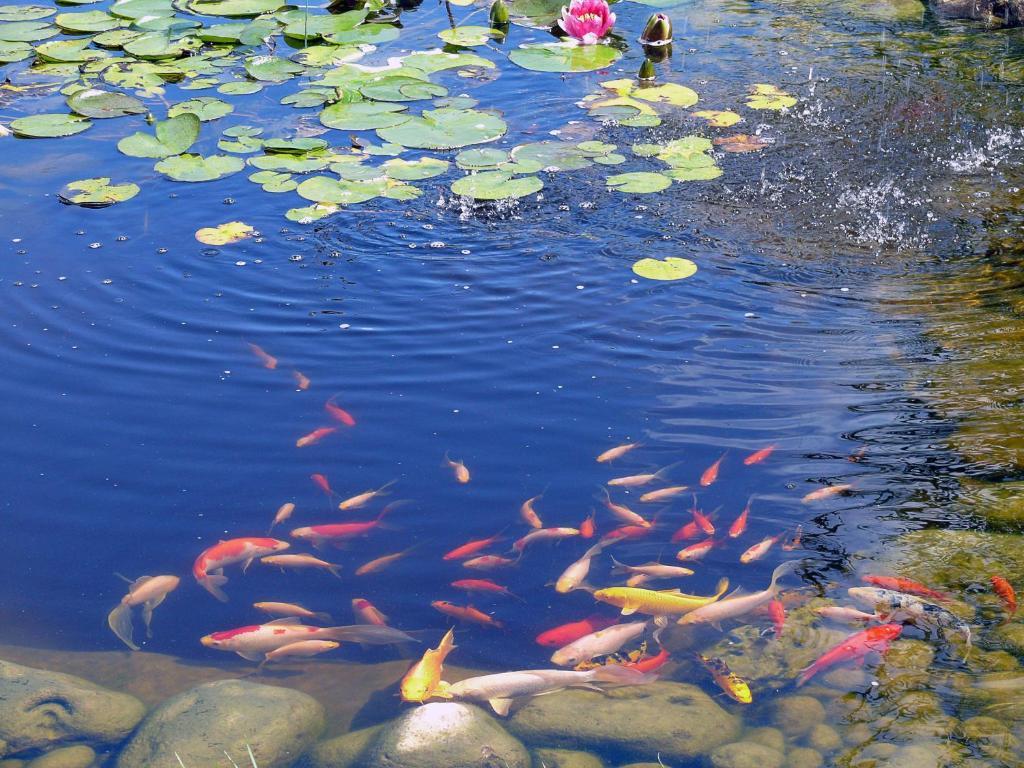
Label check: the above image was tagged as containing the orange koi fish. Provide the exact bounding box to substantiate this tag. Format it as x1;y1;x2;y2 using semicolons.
600;488;651;528
269;502;295;532
743;444;776;466
861;575;949;602
431;601;503;628
639;486;688;503
579;512;596;539
325;400;356;427
520;494;544;529
463;554;518;570
782;525;803;551
355;547;413;576
700;454;726;487
698;654;751;704
623;646;671;673
261;553;341;578
351;598;389;626
444;533;504;561
296;426;336;448
247;343;277;370
451;579;520;599
445;452;471;483
677;538;716;562
597;442;641;463
728;498;751;539
740;534;782;564
802;484;853;503
401;627;456;703
311;473;332;496
691;501;715;536
254;602;330;623
796;624;902;687
339;480;395;511
193;537;290;602
602;524;656;542
535;615;618;647
291;511;389;548
768;598;786;638
671;519;701;543
992;576;1018;619
513;527;580;553
293;371;311;390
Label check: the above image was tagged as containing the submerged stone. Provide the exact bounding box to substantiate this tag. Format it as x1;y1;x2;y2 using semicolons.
116;679;324;768
709;742;784;768
930;0;1024;25
742;727;785;753
785;748;823;768
806;723;841;753
307;724;383;768
532;747;604;768
25;747;96;768
765;695;826;737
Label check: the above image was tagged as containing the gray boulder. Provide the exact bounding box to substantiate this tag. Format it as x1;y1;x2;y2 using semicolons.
307;724;384;768
0;659;144;759
116;680;323;768
710;742;784;768
25;746;96;768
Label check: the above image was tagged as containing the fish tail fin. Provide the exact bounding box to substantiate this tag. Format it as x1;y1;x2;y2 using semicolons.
107;603;139;651
202;575;229;603
610;556;629;575
714;577;730;599
377;479;398;495
326;625;418;645
438;627;457;657
590;665;658;686
794;664;816;687
328;563;343;579
769;561;799;593
653;459;685;482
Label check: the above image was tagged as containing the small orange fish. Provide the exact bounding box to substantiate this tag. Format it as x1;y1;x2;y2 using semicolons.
639;485;688;503
597;442;640;463
269;502;295;532
444;533;504;561
700;454;725;487
768;598;786;638
248;342;277;370
802;484;853;503
352;598;389;626
311;473;332;496
512;527;580;552
600;488;651;528
520;494;543;529
445;452;470;484
603;524;656;542
740;534;781;564
355;548;412;576
782;525;803;551
992;576;1018;620
293;371;311;390
671;519;701;543
451;579;520;599
296;426;336;448
743;444;775;466
431;601;503;628
691;502;715;536
339;480;395;511
848;446;868;463
579;512;596;539
677;539;716;562
728;498;751;539
623;646;671;673
325;400;356;427
462;554;518;570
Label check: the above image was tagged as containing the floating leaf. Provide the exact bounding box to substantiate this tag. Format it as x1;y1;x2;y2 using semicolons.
505;0;564;28
435;95;477;109
631;257;697;281
0;6;55;22
195;221;255;245
455;147;508;169
218;81;263;95
92;28;140;46
286;202;339;222
510;141;591;171
599;78;698;108
438;25;500;47
713;133;770;153
376;107;506;150
249;169;297;192
606;171;671;194
745;84;796;110
296;174;419;204
168;96;233;121
187;0;289;17
509;42;619;73
291;44;362;67
117;112;200;157
67;88;146;118
0;40;33;62
359;76;447;103
34;37;109;62
244;54;304;82
281;10;366;39
594;153;625;165
330;161;383;181
692;109;741;128
383;156;449;181
402;50;495;74
634;135;721;181
451;171;542;200
0;20;58;41
109;0;175;18
360;141;404;156
281;88;332;107
101;59;179;93
54;10;122;33
154;153;244;182
248;153;329;172
264;137;328;154
324;23;399;45
10;113;91;138
124;31;202;59
58;177;139;207
320;100;408;130
218;133;263;153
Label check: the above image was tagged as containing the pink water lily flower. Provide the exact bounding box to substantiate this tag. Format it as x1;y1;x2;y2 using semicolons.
558;0;615;45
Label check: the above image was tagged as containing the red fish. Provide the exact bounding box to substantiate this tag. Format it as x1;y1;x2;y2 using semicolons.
535;615;618;647
602;524;655;542
579;513;596;540
677;538;716;562
691;499;715;536
291;512;388;547
451;579;520;599
623;646;671;673
431;601;503;628
743;445;775;466
193;537;290;602
311;473;332;496
728;498;751;539
768;599;786;638
796;623;902;687
296;426;336;448
247;343;277;370
325;400;356;427
351;598;388;626
671;519;701;543
991;576;1017;619
443;533;504;561
700;454;725;487
861;575;949;602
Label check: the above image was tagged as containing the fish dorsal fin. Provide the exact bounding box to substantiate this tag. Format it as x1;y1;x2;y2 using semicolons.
266;617;303;626
489;698;513;716
724;586;748;599
130;575;154;589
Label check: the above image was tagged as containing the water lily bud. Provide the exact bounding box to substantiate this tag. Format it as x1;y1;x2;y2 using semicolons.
638;58;656;81
490;0;510;25
639;12;672;45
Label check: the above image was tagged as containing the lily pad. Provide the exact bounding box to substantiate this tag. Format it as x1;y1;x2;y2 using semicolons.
281;88;332;107
291;44;362;67
324;22;399;45
218;81;263;95
631;257;697;281
383;157;449;180
10;113;91;138
281;10;366;40
692;109;741;127
285;202;339;222
0;6;55;22
249;169;297;192
510;141;591;171
67;88;146;118
451;170;542;200
58;177;139;207
321;100;408;130
376;107;505;150
0;40;33;61
296;174;419;204
248;153;330;172
195;221;255;244
402;50;495;74
54;10;122;33
109;0;175;18
188;0;290;17
245;54;304;82
359;76;447;103
102;59;180;93
606;171;671;194
0;20;58;41
35;38;111;63
123;31;202;59
505;0;564;28
154;153;244;182
117;113;200;157
746;83;796;110
438;25;500;47
509;42;619;73
168;96;233;121
264;137;328;154
455;147;508;169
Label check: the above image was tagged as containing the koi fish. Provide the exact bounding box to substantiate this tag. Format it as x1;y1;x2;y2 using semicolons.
597;443;640;463
513;527;580;553
248;343;277;369
600;488;651;528
623;646;671;673
296;426;336;448
768;599;786;637
861;575;948;602
261;553;341;578
671;519;702;543
443;533;504;561
691;502;715;536
451;579;521;600
579;512;596;539
782;525;803;551
355;547;412;576
311;473;332;496
201;619;415;662
445;665;656;716
815;606;881;623
401;628;456;703
535;615;618;647
290;513;388;548
445;452;470;484
728;498;751;539
602;524;656;542
677;539;716;562
991;576;1017;619
594;578;729;617
698;654;751;703
351;598;388;626
847;587;971;651
551;620;648;667
802;484;853;503
254;602;331;623
293;371;311;390
700;454;725;487
795;623;902;687
555;540;608;594
325;400;356;427
463;554;518;570
193;537;290;602
520;494;543;529
740;534;782;564
610;558;694;582
607;472;661;487
269;502;295;532
339;480;395;511
639;486;688;503
432;601;503;629
260;639;338;667
743;445;775;466
680;562;796;628
107;574;180;651
848;446;868;463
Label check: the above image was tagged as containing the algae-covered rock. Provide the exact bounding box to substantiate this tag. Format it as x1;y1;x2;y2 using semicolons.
958;478;1024;530
507;682;740;763
533;748;604;768
994;622;1024;656
709;742;784;768
116;679;323;768
765;695;825;737
743;727;785;753
361;703;530;768
306;724;384;768
25;747;96;768
960;715;1018;752
0;659;145;759
805;723;840;753
785;748;822;768
879;528;1024;590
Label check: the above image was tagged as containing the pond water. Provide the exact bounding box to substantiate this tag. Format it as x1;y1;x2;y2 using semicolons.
3;0;1024;764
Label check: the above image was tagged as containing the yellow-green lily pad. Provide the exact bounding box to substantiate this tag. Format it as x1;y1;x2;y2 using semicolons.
746;84;796;110
606;171;671;194
632;257;697;280
59;177;139;207
451;171;542;200
195;221;255;245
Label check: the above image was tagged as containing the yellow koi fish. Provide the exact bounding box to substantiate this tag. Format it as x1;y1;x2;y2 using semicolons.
698;654;751;704
593;578;729;616
401;628;456;703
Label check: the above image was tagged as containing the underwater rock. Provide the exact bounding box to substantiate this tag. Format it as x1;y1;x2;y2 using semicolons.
765;695;826;737
361;702;530;768
957;479;1024;530
709;742;784;768
532;748;605;768
930;0;1024;26
743;727;785;753
307;724;384;768
0;659;145;759
784;748;822;768
25;747;96;768
116;679;324;768
959;715;1019;753
507;682;740;763
994;622;1024;656
805;724;841;753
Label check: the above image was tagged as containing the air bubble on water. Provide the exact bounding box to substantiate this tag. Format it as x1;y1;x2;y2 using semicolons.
116;235;128;242
17;249;26;255
559;205;570;211
201;248;219;257
289;255;303;262
254;238;265;244
840;287;850;292
235;261;246;266
58;276;67;281
76;230;85;236
409;243;417;249
223;198;235;205
461;249;471;255
422;223;434;230
102;279;112;285
13;281;22;287
580;201;594;209
89;243;101;249
576;285;584;290
744;312;756;318
253;259;263;264
430;241;445;248
339;323;350;329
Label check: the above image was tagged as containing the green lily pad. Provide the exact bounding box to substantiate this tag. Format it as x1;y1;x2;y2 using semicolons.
34;38;109;62
382;156;449;181
376;107;505;150
264;137;328;154
281;88;332;107
0;20;58;41
631;257;697;280
360;141;404;156
67;88;146;117
218;133;263;153
286;202;339;222
320;100;408;131
402;50;495;74
746;83;796;110
218;81;263;95
510;141;591;171
509;42;619;73
59;177;139;207
296;174;419;204
0;40;33;61
634;135;721;181
249;169;297;192
54;10;122;32
451;171;542;200
323;22;399;45
154;153;244;182
195;220;255;244
92;28;141;46
594;153;625;165
124;31;202;59
248;153;329;172
291;44;362;67
10;113;91;138
435;95;478;109
109;0;175;18
606;171;671;194
168;96;233;121
438;25;500;47
692;109;742;127
245;54;304;82
117;113;200;157
188;0;290;17
505;0;563;27
281;9;366;39
330;161;383;180
455;147;508;169
0;6;55;22
360;76;447;103
102;60;180;93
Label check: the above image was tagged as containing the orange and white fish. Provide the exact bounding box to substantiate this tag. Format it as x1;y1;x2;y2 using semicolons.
445;452;470;483
597;442;640;463
743;444;775;466
291;511;389;548
261;553;341;578
293;371;311;390
728;498;751;539
355;547;413;576
513;527;580;553
260;639;337;667
432;601;503;628
451;579;521;599
463;554;519;570
401;628;456;703
254;601;331;623
700;454;725;487
602;524;656;542
600;488;651;528
296;426;336;448
269;502;295;532
193;537;290;602
607;470;663;487
816;606;881;624
339;480;395;511
248;343;277;369
611;558;694;582
325;400;356;427
107;574;180;651
676;539;716;562
639;486;689;503
579;512;596;539
802;484;853;503
555;540;609;594
739;534;782;564
311;473;333;496
351;598;389;626
691;502;715;536
444;533;504;561
201;619;414;662
520;494;544;529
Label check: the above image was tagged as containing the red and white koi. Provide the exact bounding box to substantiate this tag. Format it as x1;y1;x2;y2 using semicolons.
796;624;902;687
520;494;544;529
463;554;518;570
740;534;782;564
676;538;716;562
201;619;414;662
193;537;290;602
351;598;389;626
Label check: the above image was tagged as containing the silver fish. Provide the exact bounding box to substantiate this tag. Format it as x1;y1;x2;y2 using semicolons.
107;574;180;651
550;620;648;667
847;586;971;653
679;562;796;628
